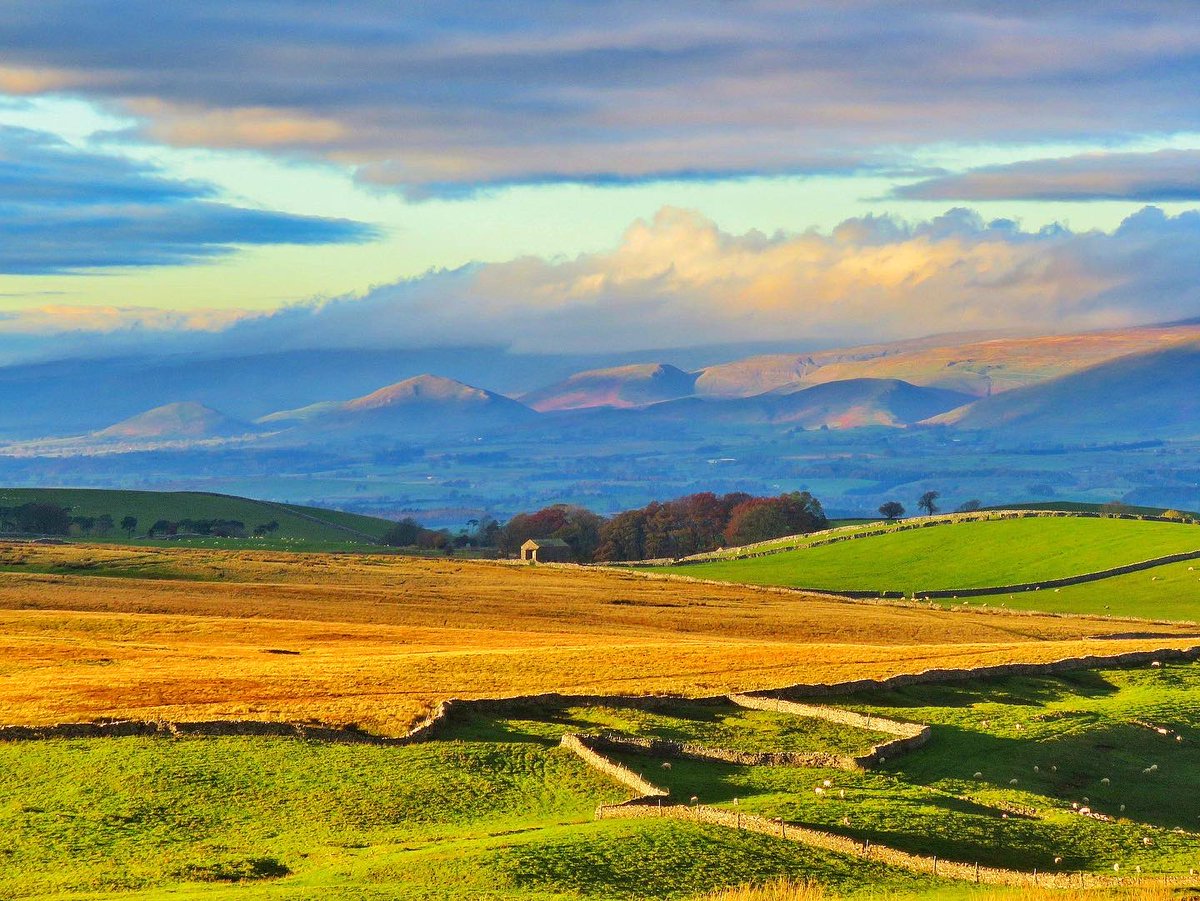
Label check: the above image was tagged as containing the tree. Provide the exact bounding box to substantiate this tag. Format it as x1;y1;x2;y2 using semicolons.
120;515;138;537
381;517;424;547
147;519;181;538
95;514;115;537
917;491;940;516
955;499;982;513
724;491;827;547
878;501;905;521
13;503;71;535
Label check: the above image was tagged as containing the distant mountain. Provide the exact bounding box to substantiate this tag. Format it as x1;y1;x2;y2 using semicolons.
94;402;252;441
693;324;1200;399
930;342;1200;439
521;363;698;412
639;378;970;429
260;374;537;438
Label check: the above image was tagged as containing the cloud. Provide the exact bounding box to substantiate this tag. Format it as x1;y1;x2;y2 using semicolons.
898;149;1200;202
8;204;1200;360
0;126;379;273
3;3;1200;194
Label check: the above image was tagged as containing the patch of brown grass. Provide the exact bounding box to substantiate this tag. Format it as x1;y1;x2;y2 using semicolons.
0;543;1196;735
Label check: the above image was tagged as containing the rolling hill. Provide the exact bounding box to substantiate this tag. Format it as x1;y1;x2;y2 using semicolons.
650;514;1200;599
520;363;698;412
93;401;253;441
0;487;395;544
691;322;1200;399
259;374;538;437
932;341;1200;439
637;378;970;429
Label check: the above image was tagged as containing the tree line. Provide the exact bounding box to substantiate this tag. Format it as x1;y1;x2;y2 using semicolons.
492;491;829;563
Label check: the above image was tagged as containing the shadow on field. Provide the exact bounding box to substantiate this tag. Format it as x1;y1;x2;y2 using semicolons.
840;671;1121;711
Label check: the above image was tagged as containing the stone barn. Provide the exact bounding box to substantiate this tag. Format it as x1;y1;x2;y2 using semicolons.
520;538;573;563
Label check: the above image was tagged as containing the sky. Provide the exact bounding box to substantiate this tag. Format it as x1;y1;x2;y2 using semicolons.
2;1;1200;360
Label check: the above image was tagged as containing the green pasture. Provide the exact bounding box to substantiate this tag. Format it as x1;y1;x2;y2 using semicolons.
942;557;1200;621
655;516;1200;594
607;663;1200;876
0;487;393;546
0;735;929;900
442;699;891;757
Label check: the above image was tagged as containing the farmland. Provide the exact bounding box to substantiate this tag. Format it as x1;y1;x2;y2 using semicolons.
652;516;1200;597
3;537;1200;898
0;541;1194;736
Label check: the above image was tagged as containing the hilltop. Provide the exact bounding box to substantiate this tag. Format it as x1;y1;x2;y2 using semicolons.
93;401;253;441
520;363;698;411
260;373;536;437
931;340;1200;439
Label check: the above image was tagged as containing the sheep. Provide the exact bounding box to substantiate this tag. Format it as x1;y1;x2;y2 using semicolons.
1142;837;1153;847
1101;777;1110;785
689;795;699;805
814;786;825;796
822;778;833;787
1009;778;1019;785
661;761;672;770
973;772;983;779
1054;856;1063;865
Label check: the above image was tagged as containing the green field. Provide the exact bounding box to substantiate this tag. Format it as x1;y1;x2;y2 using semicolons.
6;663;1200;899
0;487;394;548
442;700;891;757
657;516;1200;594
943;558;1200;621
605;663;1200;877
0;736;932;900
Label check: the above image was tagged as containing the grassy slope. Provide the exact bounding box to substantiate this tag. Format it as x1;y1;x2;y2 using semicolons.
659;517;1200;593
941;558;1200;622
606;663;1200;876
0;737;930;901
0;487;393;544
443;700;891;756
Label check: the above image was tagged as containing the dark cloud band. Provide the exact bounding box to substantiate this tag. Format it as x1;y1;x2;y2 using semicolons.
0;126;379;273
3;2;1199;194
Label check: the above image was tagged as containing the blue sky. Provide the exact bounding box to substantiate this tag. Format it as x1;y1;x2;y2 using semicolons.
1;2;1199;357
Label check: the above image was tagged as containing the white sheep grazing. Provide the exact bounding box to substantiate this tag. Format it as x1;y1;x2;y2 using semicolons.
822;778;832;787
1101;777;1110;785
1009;778;1019;785
1033;765;1040;773
1054;856;1063;865
814;786;825;796
661;761;672;770
689;795;699;804
1143;837;1153;846
974;772;983;779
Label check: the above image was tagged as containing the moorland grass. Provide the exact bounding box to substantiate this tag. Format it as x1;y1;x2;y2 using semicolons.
0;543;1182;736
656;517;1200;593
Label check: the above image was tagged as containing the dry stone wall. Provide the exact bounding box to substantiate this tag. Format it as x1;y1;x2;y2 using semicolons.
595;802;1194;890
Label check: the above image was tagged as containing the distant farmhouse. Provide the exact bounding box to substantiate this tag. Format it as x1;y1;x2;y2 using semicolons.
520;538;572;563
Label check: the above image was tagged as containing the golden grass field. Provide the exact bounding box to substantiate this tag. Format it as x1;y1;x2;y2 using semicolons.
2;543;1198;736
